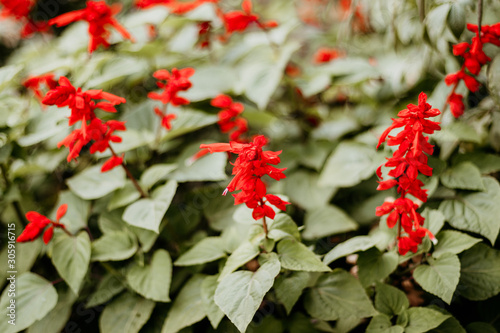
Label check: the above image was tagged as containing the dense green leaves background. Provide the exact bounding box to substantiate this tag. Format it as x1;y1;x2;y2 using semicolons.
1;0;500;332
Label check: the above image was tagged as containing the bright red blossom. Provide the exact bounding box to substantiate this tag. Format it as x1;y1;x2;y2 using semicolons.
221;0;278;35
200;135;289;220
48;1;134;53
135;0;217;14
376;92;440;255
313;47;345;64
445;23;500;117
42;77;127;171
211;94;248;142
23;73;58;101
148;68;195;106
17;204;68;244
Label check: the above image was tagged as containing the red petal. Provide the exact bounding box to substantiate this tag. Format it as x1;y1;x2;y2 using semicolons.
56;204;68;222
43;226;54;244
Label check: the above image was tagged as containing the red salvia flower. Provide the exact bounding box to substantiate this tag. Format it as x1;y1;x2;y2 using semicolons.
221;0;278;35
17;204;69;244
445;23;500;117
135;0;217;14
200;135;289;221
101;153;125;172
42;77;127;171
23;73;58;101
0;0;33;20
48;0;134;53
211;94;248;142
313;47;345;64
148;68;194;132
376;92;440;255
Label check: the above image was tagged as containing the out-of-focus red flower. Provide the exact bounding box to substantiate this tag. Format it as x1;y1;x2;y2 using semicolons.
313;47;345;64
148;68;195;106
197;21;212;48
154;107;177;130
211;94;248;142
49;1;134;53
445;23;500;117
221;0;278;35
339;0;369;32
17;204;68;244
135;0;217;14
200;135;288;221
101;153;124;172
20;19;51;38
23;73;58;101
376;92;440;255
0;0;34;20
285;63;301;77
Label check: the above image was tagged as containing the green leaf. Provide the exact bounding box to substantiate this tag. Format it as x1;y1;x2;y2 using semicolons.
421;208;445;236
108;182;142;211
219;241;260;280
51;232;91;294
374;282;409;317
169;143;227;182
161;110;218;141
86;273;126;308
182;65;236;102
123;180;178;233
277;238;331;272
429;316;466;333
54;191;90;234
284;170;336;210
432;230;481;258
140;164;177;189
323;236;378;265
447;3;465;39
304;269;375;321
440;162;485;191
27;289;77;333
91;230;138;261
466;322;498;333
458;243;500;301
452;153;500;174
425;4;451;44
404;307;450;333
274;271;310;314
439;177;500;244
126;249;172;302
201;275;225;329
357;248;398;287
99;292;155;333
241;42;300;109
413;253;460;304
161;275;207;333
303;204;358;240
488;54;500;104
214;253;281;333
366;315;404;333
0;65;23;90
0;273;58;333
268;213;301;241
67;164;126;200
175;237;226;266
319;141;380;188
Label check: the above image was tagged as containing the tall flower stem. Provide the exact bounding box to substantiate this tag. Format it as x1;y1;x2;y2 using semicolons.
262;215;268;237
108;146;148;198
1;164;27;226
477;0;483;34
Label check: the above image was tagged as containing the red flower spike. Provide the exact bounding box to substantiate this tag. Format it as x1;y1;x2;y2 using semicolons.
446;22;500;117
23;73;58;101
148;68;195;106
200;135;288;221
48;1;134;53
375;92;440;255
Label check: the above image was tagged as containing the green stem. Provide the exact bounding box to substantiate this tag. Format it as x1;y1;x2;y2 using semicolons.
108;146;148;198
1;164;27;226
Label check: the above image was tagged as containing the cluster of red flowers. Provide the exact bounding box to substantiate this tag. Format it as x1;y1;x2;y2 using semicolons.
0;0;50;37
211;94;248;142
49;0;134;53
17;204;68;244
148;68;195;131
23;74;58;102
200;135;288;222
219;0;277;36
42;76;127;172
313;47;345;64
375;92;440;255
445;23;500;117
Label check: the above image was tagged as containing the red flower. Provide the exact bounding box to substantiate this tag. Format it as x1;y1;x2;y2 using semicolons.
154;107;177;130
101;153;124;172
200;135;289;221
23;73;58;101
221;0;278;35
313;47;345;64
17;204;68;244
48;1;134;53
211;94;248;142
446;22;500;117
148;68;195;106
0;0;34;20
376;92;439;255
135;0;217;14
